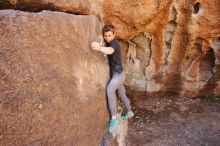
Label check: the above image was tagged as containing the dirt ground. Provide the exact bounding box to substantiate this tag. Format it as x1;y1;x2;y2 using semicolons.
127;96;220;146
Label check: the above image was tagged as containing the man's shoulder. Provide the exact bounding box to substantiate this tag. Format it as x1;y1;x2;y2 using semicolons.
110;39;119;47
112;39;119;44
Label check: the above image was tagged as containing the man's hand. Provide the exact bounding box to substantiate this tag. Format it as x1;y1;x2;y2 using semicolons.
91;42;101;51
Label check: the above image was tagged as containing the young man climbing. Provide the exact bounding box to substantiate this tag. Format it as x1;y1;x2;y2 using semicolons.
91;24;134;133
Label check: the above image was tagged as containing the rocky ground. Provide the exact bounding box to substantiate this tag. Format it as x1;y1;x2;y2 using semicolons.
127;96;220;146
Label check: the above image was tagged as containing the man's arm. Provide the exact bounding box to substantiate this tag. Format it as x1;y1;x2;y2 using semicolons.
99;46;114;54
91;42;114;54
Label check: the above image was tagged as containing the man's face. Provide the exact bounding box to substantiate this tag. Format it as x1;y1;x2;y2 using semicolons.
103;31;115;43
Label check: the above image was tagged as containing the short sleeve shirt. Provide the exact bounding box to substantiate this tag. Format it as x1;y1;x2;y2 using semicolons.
106;39;123;75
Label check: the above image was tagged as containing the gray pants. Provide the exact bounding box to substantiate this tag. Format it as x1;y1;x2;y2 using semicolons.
107;71;131;116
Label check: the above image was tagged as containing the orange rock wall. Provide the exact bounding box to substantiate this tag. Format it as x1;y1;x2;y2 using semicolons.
103;0;220;97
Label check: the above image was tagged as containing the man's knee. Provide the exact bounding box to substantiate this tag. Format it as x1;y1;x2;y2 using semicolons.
107;85;112;93
107;84;115;94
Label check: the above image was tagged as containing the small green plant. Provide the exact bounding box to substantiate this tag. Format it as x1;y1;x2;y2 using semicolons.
202;94;220;101
163;95;174;100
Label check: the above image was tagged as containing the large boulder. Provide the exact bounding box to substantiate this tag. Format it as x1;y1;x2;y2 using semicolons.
0;10;109;145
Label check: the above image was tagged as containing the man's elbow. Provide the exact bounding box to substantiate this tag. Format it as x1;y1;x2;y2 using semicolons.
109;47;114;54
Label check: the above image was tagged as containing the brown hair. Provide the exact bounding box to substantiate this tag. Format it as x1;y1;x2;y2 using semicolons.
102;24;115;35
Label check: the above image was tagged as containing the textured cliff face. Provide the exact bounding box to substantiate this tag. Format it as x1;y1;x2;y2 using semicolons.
0;10;109;145
103;0;220;97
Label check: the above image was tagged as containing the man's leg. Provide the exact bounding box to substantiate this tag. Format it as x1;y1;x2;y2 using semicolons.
117;72;134;119
107;72;126;132
118;84;132;112
106;72;124;118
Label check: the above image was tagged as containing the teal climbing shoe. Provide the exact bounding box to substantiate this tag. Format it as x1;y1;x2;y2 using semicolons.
109;119;118;133
122;111;134;120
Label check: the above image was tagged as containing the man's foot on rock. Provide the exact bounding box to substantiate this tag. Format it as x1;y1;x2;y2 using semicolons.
122;111;134;120
109;119;118;133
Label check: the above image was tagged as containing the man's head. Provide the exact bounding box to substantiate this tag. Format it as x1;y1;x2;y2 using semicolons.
102;24;115;43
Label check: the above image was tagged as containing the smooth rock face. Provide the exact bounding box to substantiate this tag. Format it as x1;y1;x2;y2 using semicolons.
0;10;109;146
